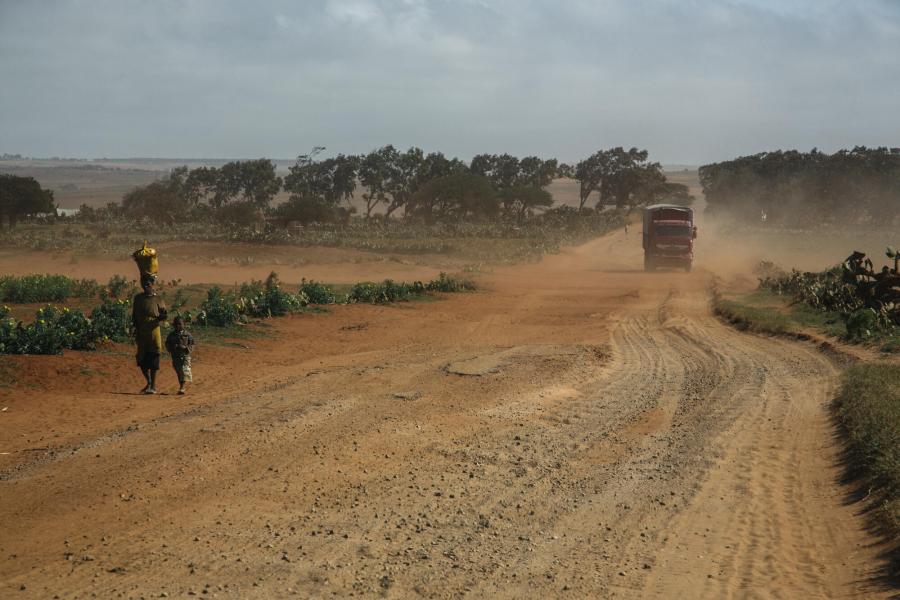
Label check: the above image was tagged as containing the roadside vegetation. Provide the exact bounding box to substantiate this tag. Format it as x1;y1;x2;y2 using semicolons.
715;252;900;352
834;363;900;537
0;210;627;265
0;271;474;355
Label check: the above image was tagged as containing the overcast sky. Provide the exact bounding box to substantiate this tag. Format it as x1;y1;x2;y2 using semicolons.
1;0;898;164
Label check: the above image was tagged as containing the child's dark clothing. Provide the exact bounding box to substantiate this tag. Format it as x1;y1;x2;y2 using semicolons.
165;330;195;383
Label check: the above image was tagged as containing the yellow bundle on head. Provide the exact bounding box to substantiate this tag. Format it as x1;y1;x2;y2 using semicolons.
132;241;158;276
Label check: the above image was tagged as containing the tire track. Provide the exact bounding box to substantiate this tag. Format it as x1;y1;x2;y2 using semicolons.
0;228;892;599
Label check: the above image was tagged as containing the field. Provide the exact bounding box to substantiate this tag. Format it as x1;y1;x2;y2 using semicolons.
1;169;899;598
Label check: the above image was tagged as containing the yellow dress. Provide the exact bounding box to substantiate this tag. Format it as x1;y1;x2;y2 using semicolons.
132;292;166;364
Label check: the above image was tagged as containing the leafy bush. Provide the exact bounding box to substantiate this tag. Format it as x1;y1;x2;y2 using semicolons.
426;272;476;293
0;305;97;354
758;251;900;339
300;279;340;305
238;279;264;298
758;266;859;314
105;274;136;299
0;274;100;303
347;280;426;304
194;273;306;326
90;299;133;343
245;272;305;318
195;286;246;327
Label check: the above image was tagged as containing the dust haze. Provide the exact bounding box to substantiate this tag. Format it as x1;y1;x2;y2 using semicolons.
2;1;900;599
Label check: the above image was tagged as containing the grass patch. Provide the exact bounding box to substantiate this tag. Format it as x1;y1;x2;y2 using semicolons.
713;291;800;335
834;363;900;538
714;289;900;349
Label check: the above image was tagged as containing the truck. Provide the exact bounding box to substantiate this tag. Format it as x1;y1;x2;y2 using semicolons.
642;204;697;272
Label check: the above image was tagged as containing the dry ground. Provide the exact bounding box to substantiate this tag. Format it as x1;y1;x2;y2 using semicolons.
1;219;895;598
0;241;451;287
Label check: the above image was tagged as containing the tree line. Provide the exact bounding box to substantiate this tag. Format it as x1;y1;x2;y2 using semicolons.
277;146;690;225
2;146;693;227
700;146;900;226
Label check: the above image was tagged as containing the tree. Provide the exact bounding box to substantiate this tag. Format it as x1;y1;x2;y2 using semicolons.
499;186;553;220
518;157;558;188
329;154;360;207
595;147;649;208
0;174;55;226
383;147;424;218
122;179;184;224
409;173;498;224
359;145;400;218
573;147;682;213
470;153;521;190
573;152;605;210
469;154;495;179
404;152;467;219
214;159;282;209
416;152;467;183
184;166;219;208
281;153;359;225
283;153;359;206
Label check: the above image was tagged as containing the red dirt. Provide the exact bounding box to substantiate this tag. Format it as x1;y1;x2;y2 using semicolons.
0;227;895;599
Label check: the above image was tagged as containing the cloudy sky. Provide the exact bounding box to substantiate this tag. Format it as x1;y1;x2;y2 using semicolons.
1;0;898;164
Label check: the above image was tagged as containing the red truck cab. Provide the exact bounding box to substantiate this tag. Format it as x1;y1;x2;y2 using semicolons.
642;204;696;272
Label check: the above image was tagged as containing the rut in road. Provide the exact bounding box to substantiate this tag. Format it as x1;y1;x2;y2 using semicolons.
0;233;892;599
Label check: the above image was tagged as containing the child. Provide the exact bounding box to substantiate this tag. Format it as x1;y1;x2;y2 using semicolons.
165;316;195;395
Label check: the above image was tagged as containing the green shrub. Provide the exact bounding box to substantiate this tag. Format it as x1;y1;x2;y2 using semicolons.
0;274;100;303
300;279;340;304
347;279;425;304
245;272;305;318
195;286;245;327
195;273;307;325
426;272;476;293
846;308;878;340
758;262;899;340
90;299;133;343
238;279;264;298
0;305;97;354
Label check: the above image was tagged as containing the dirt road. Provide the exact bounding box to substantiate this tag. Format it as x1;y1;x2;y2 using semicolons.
1;229;892;598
